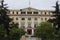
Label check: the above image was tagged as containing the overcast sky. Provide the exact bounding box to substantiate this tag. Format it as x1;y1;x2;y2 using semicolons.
4;0;60;10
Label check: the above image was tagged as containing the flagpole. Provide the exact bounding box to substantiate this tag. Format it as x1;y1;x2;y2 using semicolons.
29;0;31;7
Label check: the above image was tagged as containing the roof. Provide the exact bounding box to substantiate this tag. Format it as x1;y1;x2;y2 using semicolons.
9;7;55;12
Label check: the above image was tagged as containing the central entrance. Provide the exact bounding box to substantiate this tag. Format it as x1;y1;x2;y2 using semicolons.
27;29;32;35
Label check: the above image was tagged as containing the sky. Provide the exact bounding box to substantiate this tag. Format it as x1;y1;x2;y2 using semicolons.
4;0;60;10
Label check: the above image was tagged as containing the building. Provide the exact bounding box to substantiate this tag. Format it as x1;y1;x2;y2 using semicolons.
8;7;55;36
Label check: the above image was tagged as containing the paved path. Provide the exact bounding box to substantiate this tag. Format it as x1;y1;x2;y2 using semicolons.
20;35;41;40
26;37;37;40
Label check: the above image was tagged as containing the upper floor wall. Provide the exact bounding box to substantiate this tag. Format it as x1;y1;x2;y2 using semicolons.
7;7;55;16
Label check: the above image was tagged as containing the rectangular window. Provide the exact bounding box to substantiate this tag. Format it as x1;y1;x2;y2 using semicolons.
34;12;38;14
16;12;18;14
45;12;46;15
45;18;47;20
34;23;38;28
28;23;31;28
21;18;25;20
21;12;26;14
16;17;18;20
41;18;43;20
12;11;14;14
34;18;37;20
28;17;31;20
27;12;32;14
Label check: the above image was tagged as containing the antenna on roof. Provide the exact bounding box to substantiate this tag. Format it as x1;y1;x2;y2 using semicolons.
28;0;31;10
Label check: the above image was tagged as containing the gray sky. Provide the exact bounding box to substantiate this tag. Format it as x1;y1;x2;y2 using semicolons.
4;0;60;10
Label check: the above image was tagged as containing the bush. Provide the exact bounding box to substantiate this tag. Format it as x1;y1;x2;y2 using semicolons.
34;22;54;40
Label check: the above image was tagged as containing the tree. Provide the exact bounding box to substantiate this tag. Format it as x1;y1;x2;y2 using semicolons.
54;1;60;30
0;23;26;40
0;0;12;40
48;1;60;40
10;27;26;40
9;23;26;40
0;0;26;40
0;24;6;40
34;22;54;40
52;1;60;30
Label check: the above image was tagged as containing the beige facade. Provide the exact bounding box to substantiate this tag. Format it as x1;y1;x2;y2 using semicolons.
8;7;55;36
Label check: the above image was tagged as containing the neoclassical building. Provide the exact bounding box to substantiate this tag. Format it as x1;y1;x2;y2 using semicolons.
7;7;55;36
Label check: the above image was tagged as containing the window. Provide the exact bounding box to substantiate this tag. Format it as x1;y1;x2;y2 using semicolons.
12;11;14;14
34;18;37;20
16;17;18;20
27;12;32;14
45;18;47;20
45;12;46;15
34;23;38;28
28;18;31;20
21;22;25;28
16;12;18;14
21;12;26;14
41;18;43;20
12;22;14;24
21;18;25;20
34;12;38;14
8;11;10;14
28;23;31;28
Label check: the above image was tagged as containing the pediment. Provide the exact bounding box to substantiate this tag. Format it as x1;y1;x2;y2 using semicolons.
20;7;40;12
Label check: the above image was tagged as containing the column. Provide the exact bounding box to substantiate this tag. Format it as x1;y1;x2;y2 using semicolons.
19;18;21;28
32;17;34;28
38;17;40;26
26;11;27;14
25;17;28;28
25;29;27;35
32;11;33;14
32;29;34;36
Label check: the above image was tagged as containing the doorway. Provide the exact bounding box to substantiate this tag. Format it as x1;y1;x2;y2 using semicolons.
27;29;32;35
